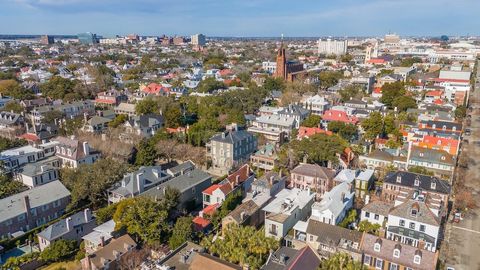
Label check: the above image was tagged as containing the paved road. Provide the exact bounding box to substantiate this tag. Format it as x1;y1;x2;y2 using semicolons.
444;61;480;270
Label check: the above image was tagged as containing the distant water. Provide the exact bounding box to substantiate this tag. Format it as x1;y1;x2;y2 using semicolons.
0;35;77;40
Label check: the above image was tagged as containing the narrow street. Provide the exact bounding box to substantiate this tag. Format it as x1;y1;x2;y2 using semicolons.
444;61;480;270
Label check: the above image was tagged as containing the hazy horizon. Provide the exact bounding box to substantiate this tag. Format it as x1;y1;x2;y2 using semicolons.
1;0;479;37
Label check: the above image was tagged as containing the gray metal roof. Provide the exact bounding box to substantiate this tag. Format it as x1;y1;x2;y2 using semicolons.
209;129;254;144
0;180;70;223
109;166;170;197
141;169;212;199
38;209;94;241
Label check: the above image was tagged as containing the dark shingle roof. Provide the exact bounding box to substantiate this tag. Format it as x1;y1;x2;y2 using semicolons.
384;171;451;194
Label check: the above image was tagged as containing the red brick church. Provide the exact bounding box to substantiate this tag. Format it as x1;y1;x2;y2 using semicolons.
274;41;305;82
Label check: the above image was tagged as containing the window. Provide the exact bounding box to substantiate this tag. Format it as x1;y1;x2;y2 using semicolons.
269;224;278;236
399;219;405;227
374;214;379;220
414;255;421;264
365;212;370;218
409;222;415;229
309;235;314;242
393;249;400;258
363;255;371;265
374;243;381;252
411;209;418;217
390;263;398;270
375;258;383;269
420;225;426;232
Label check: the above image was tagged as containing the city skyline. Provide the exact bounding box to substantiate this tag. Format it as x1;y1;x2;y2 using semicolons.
1;0;480;37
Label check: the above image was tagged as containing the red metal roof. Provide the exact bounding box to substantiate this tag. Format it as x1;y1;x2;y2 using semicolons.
202;184;221;195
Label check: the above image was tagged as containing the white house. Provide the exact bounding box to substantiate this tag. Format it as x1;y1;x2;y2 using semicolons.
386;194;441;252
263;188;315;240
310;182;354;225
360;200;393;227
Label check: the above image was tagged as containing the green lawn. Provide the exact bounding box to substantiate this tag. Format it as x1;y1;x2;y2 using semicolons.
40;260;81;270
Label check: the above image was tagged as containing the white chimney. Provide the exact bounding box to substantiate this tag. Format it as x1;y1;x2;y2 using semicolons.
66;217;73;231
84;208;92;221
82;141;89;156
136;173;144;193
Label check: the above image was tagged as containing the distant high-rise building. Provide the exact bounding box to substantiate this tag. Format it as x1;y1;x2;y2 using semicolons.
40;35;54;45
317;39;348;55
384;34;400;44
77;32;98;45
173;36;186;46
191;34;206;46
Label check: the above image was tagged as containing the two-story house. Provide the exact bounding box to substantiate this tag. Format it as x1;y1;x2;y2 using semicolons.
38;208;96;251
386;194;441;252
0;180;70;239
52;136;100;168
290;163;337;200
263;188;315;240
361;234;438;270
124;113;164;138
108;166;172;203
382;171;451;216
310;182;354;225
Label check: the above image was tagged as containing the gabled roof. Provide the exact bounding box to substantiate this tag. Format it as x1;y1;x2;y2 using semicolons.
0;180;70;223
38;209;94;241
362;200;394;217
322;109;358;124
389;199;440;226
409;146;454;166
226;164;252;186
306;219;363;252
263;246;320;270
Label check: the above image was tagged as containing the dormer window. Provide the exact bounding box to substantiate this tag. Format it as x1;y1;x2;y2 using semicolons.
431;181;436;190
419;152;424;157
396;175;402;183
453;126;457;131
432;124;436;129
414;251;422;264
442;125;447;131
441;156;446;161
411;208;418;217
374;239;382;252
414;178;420;186
393;246;401;258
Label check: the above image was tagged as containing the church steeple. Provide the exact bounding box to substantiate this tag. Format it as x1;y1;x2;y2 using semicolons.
275;34;287;79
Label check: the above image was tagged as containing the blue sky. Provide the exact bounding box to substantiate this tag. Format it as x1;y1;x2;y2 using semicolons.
1;0;479;37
